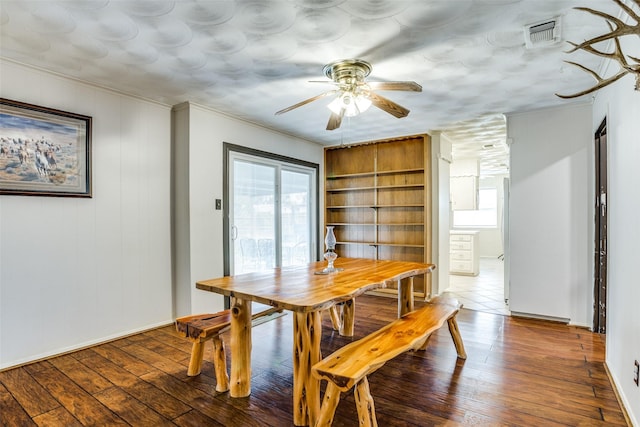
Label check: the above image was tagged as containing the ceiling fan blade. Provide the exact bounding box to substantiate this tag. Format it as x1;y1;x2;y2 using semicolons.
275;90;338;115
368;92;410;118
326;109;344;131
367;81;422;92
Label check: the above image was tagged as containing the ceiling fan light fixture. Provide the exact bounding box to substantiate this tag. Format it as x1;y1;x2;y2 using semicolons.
355;94;372;113
276;58;419;131
327;91;372;117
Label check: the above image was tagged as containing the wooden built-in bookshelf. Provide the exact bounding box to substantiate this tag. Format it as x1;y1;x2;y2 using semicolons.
324;135;432;299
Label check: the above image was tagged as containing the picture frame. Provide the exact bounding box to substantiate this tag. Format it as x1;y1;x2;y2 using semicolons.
0;98;92;198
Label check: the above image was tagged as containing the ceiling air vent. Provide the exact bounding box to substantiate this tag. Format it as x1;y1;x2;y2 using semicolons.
524;17;561;48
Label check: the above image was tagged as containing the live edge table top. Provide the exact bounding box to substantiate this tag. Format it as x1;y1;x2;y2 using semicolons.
195;257;435;313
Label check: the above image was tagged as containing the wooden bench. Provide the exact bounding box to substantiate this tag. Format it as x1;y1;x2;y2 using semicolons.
311;296;467;426
175;307;281;392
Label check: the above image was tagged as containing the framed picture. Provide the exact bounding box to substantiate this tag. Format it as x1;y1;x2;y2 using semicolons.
0;98;92;197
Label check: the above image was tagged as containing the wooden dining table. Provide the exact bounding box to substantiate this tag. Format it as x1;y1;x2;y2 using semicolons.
195;257;435;426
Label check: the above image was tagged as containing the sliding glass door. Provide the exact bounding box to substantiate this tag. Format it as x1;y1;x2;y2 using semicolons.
227;146;318;275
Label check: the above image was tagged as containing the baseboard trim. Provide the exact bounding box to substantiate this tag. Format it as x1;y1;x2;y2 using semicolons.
604;362;636;427
0;320;174;372
510;311;570;324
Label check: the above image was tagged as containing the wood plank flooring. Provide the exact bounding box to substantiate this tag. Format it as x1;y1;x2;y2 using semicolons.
0;294;627;426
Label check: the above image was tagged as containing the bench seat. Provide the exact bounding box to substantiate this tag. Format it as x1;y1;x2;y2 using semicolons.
175;307;281;392
312;296;466;426
175;310;233;392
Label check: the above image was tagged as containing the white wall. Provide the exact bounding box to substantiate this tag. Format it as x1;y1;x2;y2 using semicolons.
429;131;451;296
507;103;593;325
593;72;640;426
173;102;324;316
0;60;172;369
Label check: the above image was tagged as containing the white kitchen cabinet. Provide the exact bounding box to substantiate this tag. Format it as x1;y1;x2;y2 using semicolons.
450;230;479;276
450;176;478;210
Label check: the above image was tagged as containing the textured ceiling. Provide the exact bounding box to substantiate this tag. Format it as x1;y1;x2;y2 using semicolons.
0;0;632;176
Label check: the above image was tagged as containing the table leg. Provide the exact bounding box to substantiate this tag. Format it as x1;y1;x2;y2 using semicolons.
328;304;342;331
293;311;322;426
229;297;252;397
339;299;355;337
398;277;414;317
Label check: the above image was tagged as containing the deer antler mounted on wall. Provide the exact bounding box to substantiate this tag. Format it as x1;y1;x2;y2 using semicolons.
556;0;640;99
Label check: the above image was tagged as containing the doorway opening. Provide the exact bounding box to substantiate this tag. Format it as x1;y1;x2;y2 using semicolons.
593;118;607;333
443;113;510;316
447;178;510;316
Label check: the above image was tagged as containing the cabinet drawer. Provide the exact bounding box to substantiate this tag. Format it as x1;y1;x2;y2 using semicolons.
450;234;471;242
450;260;472;272
450;241;471;250
450;251;471;261
449;234;471;242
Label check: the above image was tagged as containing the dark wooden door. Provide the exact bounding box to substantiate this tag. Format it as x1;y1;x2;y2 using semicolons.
593;119;607;334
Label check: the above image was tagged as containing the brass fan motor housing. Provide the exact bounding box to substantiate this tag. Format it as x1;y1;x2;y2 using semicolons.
323;59;372;87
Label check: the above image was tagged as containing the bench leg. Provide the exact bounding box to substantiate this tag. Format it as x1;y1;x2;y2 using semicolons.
340;299;355;337
315;382;342;427
212;335;230;392
354;377;378;427
187;341;205;376
417;333;432;351
447;316;467;359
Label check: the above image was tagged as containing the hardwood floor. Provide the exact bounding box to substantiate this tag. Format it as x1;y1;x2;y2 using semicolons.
0;294;627;426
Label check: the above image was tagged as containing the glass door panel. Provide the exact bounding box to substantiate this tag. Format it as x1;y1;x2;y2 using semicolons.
282;169;312;267
231;160;276;274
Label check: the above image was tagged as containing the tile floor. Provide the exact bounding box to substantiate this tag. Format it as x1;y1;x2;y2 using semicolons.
442;257;510;316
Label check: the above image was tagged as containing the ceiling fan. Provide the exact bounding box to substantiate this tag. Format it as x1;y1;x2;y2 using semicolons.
275;59;422;131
